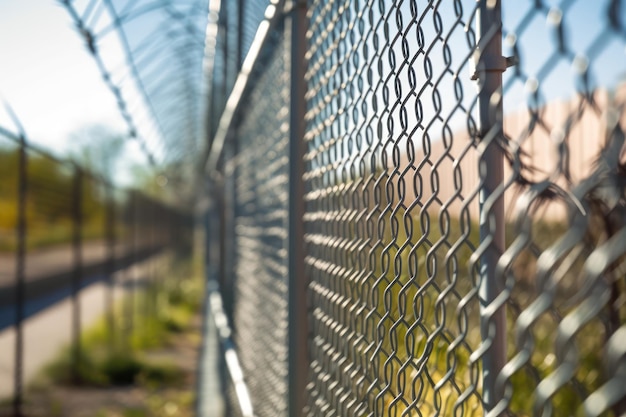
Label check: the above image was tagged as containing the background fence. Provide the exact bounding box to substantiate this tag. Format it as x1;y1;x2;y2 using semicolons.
2;1;205;416
0;117;193;416
202;1;626;416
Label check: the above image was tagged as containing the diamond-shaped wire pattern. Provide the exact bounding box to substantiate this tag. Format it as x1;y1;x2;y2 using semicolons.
207;1;626;416
493;1;626;416
224;34;291;417
303;1;485;416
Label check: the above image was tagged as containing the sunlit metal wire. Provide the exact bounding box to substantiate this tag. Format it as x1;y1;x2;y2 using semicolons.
491;1;626;415
224;32;291;417
303;1;486;416
205;1;626;416
60;0;210;169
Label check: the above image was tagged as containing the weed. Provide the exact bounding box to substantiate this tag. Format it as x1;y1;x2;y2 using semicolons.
43;349;108;387
122;407;148;417
23;253;203;417
136;362;185;389
100;353;144;386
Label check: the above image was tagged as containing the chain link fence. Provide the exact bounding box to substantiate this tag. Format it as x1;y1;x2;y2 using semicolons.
202;1;626;416
0;118;193;416
226;28;291;417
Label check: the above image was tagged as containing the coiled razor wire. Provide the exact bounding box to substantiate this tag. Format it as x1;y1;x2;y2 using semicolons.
60;0;209;168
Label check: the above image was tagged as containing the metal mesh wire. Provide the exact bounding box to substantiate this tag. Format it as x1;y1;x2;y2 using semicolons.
207;1;626;416
226;377;246;417
301;1;626;416
224;31;291;417
213;0;240;120
0;121;193;414
494;1;626;416
209;0;272;139
304;1;484;416
242;0;273;60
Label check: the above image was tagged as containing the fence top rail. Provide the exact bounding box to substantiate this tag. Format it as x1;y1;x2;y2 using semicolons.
206;279;255;417
203;0;286;177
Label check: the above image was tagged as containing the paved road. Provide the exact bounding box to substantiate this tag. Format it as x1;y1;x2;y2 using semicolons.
0;241;163;329
0;241;113;286
0;243;223;415
0;240;152;288
0;256;164;400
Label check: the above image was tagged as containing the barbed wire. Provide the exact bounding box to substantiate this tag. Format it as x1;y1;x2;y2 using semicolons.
59;0;210;170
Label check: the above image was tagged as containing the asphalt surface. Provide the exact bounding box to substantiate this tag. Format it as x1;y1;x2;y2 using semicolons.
0;241;163;330
0;244;222;415
0;258;154;399
0;241;113;287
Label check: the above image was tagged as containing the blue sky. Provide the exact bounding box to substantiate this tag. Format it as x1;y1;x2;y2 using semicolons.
502;0;626;108
0;0;624;175
301;0;626;180
0;0;125;147
0;0;150;184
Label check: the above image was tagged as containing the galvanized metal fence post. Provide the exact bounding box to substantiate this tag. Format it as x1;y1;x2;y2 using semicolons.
71;166;84;383
124;191;136;348
288;1;308;415
216;176;229;313
236;0;244;71
215;175;234;417
105;182;116;348
221;0;230;103
149;197;157;320
222;141;236;322
130;191;137;338
13;136;27;417
475;1;507;414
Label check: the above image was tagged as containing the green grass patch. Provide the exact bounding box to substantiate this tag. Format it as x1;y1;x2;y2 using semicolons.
41;325;187;389
334;207;615;417
37;253;202;391
121;408;149;417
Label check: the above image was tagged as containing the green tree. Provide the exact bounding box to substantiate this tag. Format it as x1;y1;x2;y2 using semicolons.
68;124;125;183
